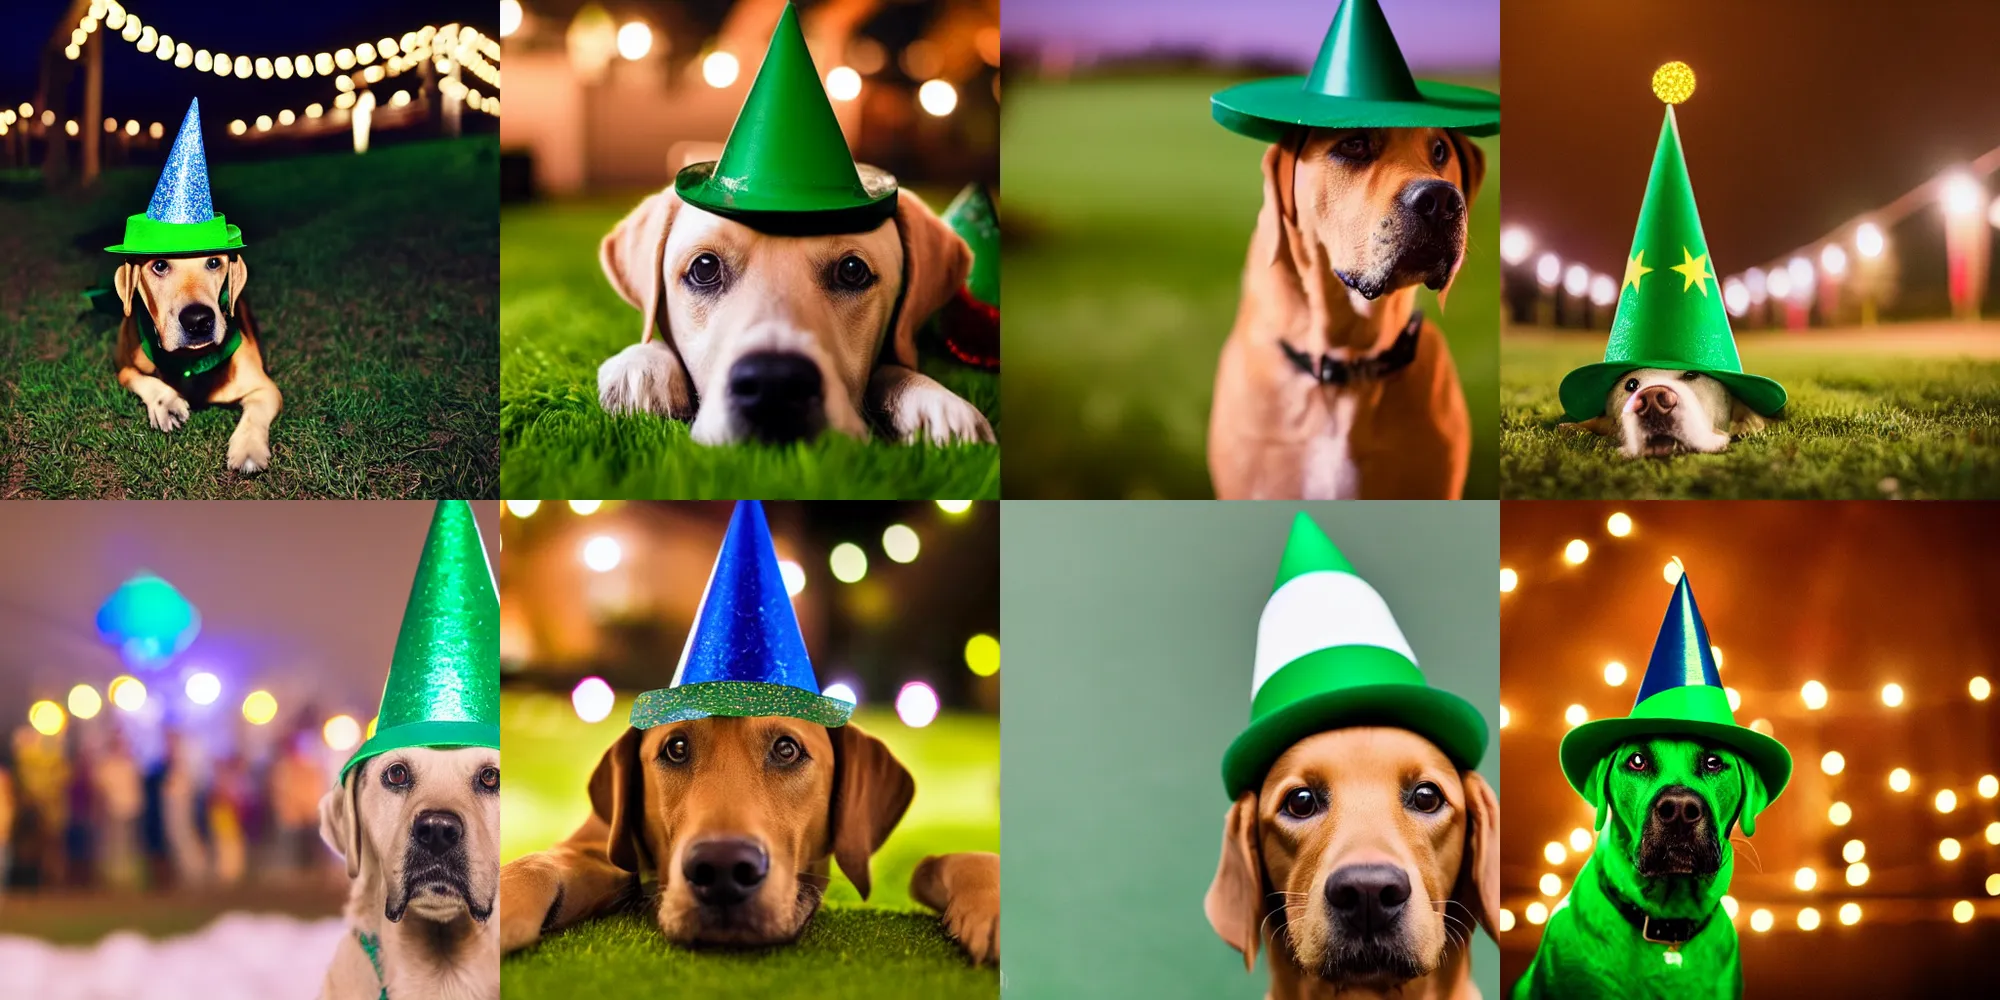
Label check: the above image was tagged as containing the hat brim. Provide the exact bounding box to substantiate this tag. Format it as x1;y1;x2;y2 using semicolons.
1560;715;1792;805
1558;360;1788;423
1222;683;1488;797
1212;78;1501;143
340;719;500;782
630;680;855;730
675;161;898;236
106;215;245;256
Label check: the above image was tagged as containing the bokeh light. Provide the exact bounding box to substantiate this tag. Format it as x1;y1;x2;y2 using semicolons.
1726;687;1742;711
1500;706;1510;728
1881;682;1904;707
895;681;939;728
1798;907;1821;931
1540;873;1562;896
702;51;739;88
185;671;221;706
918;79;958;116
823;682;859;706
882;524;921;564
1569;828;1592;852
1500;568;1518;593
1750;909;1774;933
1563;539;1589;565
1972;676;1991;701
1564;704;1588;726
1544;842;1566;865
569;500;603;515
582;535;622;573
1890;767;1912;792
28;700;65;736
68;684;103;720
323;714;361;751
965;634;1000;677
830;542;868;583
826;66;862;101
1839;902;1862;926
1801;680;1828;710
1526;902;1548;925
1821;751;1845;775
1829;801;1852;826
1847;861;1870;886
616;21;652;61
1937;789;1958;813
779;559;807;597
110;675;147;713
571;676;614;723
1941;838;1962;861
1980;775;1998;799
1498;908;1516;932
505;499;541;517
1606;512;1633;536
1722;895;1739;919
936;500;973;515
1952;900;1974;923
1651;61;1695;104
1604;661;1627;686
1663;557;1684;584
1843;839;1865;863
1795;867;1817;890
242;689;278;726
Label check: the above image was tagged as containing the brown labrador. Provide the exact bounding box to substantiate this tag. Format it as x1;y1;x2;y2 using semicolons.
1207;727;1498;999
498;716;997;963
112;254;282;474
1209;128;1485;499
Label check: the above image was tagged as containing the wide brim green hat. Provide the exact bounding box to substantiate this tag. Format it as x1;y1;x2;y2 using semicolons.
1222;512;1488;797
1211;0;1499;143
105;214;246;256
1560;362;1786;423
106;97;248;255
674;3;897;235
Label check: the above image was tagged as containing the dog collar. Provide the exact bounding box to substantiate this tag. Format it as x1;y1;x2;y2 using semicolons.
1280;309;1422;386
356;929;390;1000
1599;866;1715;946
134;255;242;380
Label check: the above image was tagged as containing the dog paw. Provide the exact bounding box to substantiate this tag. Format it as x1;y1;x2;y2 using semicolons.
146;394;190;433
226;428;271;475
888;386;994;445
912;852;999;965
598;341;693;419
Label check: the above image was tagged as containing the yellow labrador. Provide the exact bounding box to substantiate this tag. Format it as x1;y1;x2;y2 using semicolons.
319;747;500;1000
112;254;283;474
1568;368;1768;458
595;189;994;446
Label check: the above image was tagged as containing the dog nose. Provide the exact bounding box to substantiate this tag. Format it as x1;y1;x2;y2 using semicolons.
1400;179;1465;226
1634;385;1678;415
1324;863;1411;934
412;810;463;855
727;351;824;443
683;838;770;906
179;305;216;341
1654;789;1705;826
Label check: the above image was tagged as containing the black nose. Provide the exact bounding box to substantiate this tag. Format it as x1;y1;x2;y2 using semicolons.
411;810;463;855
727;351;824;443
1324;863;1411;934
179;304;216;341
1654;788;1705;826
683;838;770;906
1400;179;1465;226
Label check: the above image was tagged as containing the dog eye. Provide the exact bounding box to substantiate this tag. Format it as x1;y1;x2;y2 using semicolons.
1624;378;1640;393
1282;787;1318;819
1333;133;1372;160
1431;138;1450;168
833;254;874;290
1626;751;1649;772
383;762;411;789
477;766;499;792
770;735;804;765
663;735;690;764
1408;782;1444;813
205;257;222;271
685;252;723;288
1700;753;1725;774
149;259;170;276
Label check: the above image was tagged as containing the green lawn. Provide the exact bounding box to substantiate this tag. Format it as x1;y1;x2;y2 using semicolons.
1002;75;1501;498
498;199;999;499
0;138;499;498
1501;325;2000;498
499;691;998;999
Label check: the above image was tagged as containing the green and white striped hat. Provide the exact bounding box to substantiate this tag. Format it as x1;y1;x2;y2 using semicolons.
1221;512;1488;797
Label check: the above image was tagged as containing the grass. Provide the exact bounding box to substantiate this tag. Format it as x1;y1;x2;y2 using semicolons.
498;198;999;499
1501;325;2000;498
1001;74;1501;498
0;137;499;498
499;691;998;999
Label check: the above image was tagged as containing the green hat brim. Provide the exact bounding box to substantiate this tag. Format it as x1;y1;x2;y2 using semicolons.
105;213;246;256
340;719;500;782
630;680;855;730
1558;360;1788;423
1212;78;1500;143
674;161;898;236
1561;715;1792;806
1223;682;1488;797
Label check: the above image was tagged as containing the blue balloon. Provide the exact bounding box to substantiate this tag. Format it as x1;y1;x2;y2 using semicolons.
96;573;201;667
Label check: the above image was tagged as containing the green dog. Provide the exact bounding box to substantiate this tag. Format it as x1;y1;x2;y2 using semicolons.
1515;575;1791;999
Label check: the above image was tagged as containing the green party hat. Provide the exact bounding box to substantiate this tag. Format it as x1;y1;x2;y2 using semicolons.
1221;512;1487;796
674;3;897;235
106;98;246;256
1211;0;1500;144
1558;64;1786;421
342;500;500;780
942;184;1000;307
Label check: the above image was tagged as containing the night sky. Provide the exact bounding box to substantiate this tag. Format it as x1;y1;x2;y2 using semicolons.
1503;0;2000;275
1003;0;1498;70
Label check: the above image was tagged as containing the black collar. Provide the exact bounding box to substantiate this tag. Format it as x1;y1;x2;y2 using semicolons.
1598;865;1716;945
1280;309;1423;386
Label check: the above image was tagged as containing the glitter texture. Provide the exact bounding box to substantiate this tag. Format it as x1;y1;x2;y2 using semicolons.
149;99;216;224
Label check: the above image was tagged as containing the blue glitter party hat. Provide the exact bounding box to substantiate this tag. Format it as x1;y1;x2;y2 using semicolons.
629;501;854;728
106;98;244;255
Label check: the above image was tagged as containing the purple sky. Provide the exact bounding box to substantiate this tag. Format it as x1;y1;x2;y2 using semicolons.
1002;0;1499;70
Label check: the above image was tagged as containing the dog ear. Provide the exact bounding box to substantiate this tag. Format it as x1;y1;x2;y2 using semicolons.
886;189;972;371
1728;398;1768;437
1735;765;1771;838
599;188;682;346
1447;131;1487;210
1452;770;1501;942
113;262;140;317
1204;791;1264;972
829;722;916;900
1564;414;1619;438
587;727;648;872
1587;754;1615;832
225;256;249;306
317;763;364;880
1258;139;1304;271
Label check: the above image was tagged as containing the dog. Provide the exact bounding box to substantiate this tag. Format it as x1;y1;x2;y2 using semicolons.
1567;369;1768;458
1514;737;1769;999
497;716;999;964
112;254;282;474
1209;127;1485;499
318;748;500;1000
1207;727;1498;1000
594;188;995;447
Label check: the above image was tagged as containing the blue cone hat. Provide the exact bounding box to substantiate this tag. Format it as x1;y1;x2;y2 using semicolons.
629;501;855;729
106;99;245;255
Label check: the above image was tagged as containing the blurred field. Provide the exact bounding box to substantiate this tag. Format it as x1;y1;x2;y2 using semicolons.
1500;325;2000;498
499;690;998;998
1002;75;1500;498
499;199;999;499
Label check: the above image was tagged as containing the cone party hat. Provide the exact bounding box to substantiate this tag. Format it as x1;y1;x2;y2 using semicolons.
1558;64;1786;421
675;3;896;235
342;500;500;780
1221;512;1487;797
106;99;246;256
1211;0;1499;143
629;501;854;729
1560;572;1791;833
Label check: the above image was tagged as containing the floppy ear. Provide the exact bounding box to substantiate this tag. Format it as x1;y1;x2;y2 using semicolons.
226;257;249;306
1561;414;1619;438
1204;791;1264;972
829;722;916;900
587;727;648;872
113;261;141;317
1258;139;1304;271
886;189;973;370
1447;131;1487;210
1735;766;1771;838
317;764;364;880
599;188;682;346
1728;398;1768;437
1452;771;1501;941
1587;755;1614;832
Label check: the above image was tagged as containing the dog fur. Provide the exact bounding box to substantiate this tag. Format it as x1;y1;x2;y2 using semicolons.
1567;369;1768;458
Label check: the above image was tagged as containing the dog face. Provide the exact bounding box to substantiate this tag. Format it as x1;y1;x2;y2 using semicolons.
600;189;971;445
1278;128;1486;301
590;717;913;947
1580;368;1768;458
1206;728;1498;989
1587;737;1768;918
114;255;248;352
319;746;501;925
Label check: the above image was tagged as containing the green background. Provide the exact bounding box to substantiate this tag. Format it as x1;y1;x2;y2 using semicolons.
999;501;1500;998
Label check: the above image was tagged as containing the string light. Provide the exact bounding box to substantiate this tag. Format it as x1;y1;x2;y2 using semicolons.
1941;838;1962;861
1843;840;1865;863
1890;767;1912;792
1953;900;1974;924
1604;661;1627;686
1829;801;1852;826
1563;539;1590;564
1839;902;1862;925
937;500;974;515
1802;680;1829;709
1980;775;1998;799
1500;568;1518;593
1498;909;1516;932
1821;751;1845;775
1540;873;1562;896
1750;909;1774;933
1798;907;1821;931
1565;704;1588;726
1569;828;1592;852
68;684;103;720
1500;705;1510;728
1721;895;1739;919
28;700;66;736
1606;512;1633;536
1936;789;1957;813
1847;861;1870;886
1526;902;1549;925
1794;867;1816;891
1972;676;1991;701
1881;682;1904;707
778;560;807;597
1544;842;1567;865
